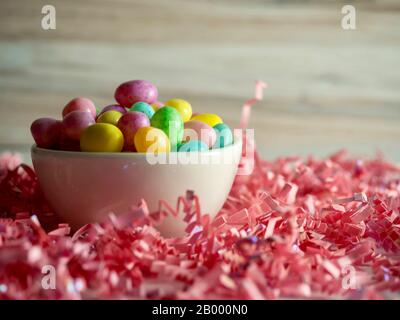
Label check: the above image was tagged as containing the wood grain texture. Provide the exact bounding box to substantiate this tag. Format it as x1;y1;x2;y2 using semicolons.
0;0;399;162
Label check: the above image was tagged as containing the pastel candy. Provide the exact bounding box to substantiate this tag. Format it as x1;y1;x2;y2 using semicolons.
130;102;155;119
117;111;150;151
96;110;123;126
178;140;208;152
80;123;124;152
62;111;95;140
62;97;96;118
165;98;192;122
190;113;223;127
134;127;170;153
213;123;233;148
114;80;158;108
98;104;127;117
31;118;62;149
150;106;183;150
183;120;216;148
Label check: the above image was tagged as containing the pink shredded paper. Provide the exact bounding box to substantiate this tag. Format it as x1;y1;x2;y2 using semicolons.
1;85;400;299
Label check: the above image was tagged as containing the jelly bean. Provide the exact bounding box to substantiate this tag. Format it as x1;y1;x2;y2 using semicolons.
134;127;170;153
62;97;96;118
117;111;150;151
150;106;183;149
213;123;233;148
114;80;158;108
178;140;208;152
62;111;95;140
98;104;127;117
96;110;123;126
165;98;192;122
130;102;155;119
183;120;216;148
30;118;62;149
191;113;223;127
80;123;124;152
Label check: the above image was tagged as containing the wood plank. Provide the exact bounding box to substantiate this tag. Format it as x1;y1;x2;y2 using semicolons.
0;0;399;161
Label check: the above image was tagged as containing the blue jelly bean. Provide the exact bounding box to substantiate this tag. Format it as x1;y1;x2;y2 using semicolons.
213;123;233;148
178;140;208;152
130;101;155;119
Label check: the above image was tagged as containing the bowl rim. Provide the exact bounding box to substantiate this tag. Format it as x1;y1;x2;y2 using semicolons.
31;139;242;158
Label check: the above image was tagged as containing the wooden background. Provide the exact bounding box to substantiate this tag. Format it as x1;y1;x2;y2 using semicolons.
0;0;399;162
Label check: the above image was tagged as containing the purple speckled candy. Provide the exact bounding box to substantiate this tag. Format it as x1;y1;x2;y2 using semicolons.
117;111;150;151
62;111;95;140
114;80;158;108
98;104;127;117
30;118;62;149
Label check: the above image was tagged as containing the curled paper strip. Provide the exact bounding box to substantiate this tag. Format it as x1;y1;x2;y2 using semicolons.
1;147;400;299
1;82;400;299
240;80;268;130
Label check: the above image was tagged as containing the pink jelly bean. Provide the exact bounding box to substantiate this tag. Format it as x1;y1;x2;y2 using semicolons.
117;111;150;151
62;111;95;140
183;120;216;148
114;80;158;108
62;97;96;118
30;118;62;149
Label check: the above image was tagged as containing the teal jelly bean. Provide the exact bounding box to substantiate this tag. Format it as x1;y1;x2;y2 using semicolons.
178;140;208;152
213;123;233;148
130;102;155;119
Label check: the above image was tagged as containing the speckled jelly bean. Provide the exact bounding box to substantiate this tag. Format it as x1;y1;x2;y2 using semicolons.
62;97;96;118
98;104;127;117
165;98;192;122
117;111;150;151
150;106;183;149
134;127;170;153
213;123;233;148
96;110;123;126
62;111;95;140
30;118;62;149
130;102;155;119
114;80;158;108
178;140;208;152
80;123;124;152
191;113;223;127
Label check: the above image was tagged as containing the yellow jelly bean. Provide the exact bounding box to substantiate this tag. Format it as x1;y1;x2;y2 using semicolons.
134;127;171;153
96;110;122;126
165;99;192;122
80;123;124;152
190;113;223;127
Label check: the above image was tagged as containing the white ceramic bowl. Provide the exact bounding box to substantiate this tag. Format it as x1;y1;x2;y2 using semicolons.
31;140;242;237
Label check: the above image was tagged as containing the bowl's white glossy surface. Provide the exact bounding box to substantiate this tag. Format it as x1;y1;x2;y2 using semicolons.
31;141;241;237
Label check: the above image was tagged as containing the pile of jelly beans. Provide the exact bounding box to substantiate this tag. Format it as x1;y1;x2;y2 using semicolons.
30;80;233;153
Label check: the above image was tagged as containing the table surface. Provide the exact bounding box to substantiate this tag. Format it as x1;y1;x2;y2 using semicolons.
0;0;399;163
